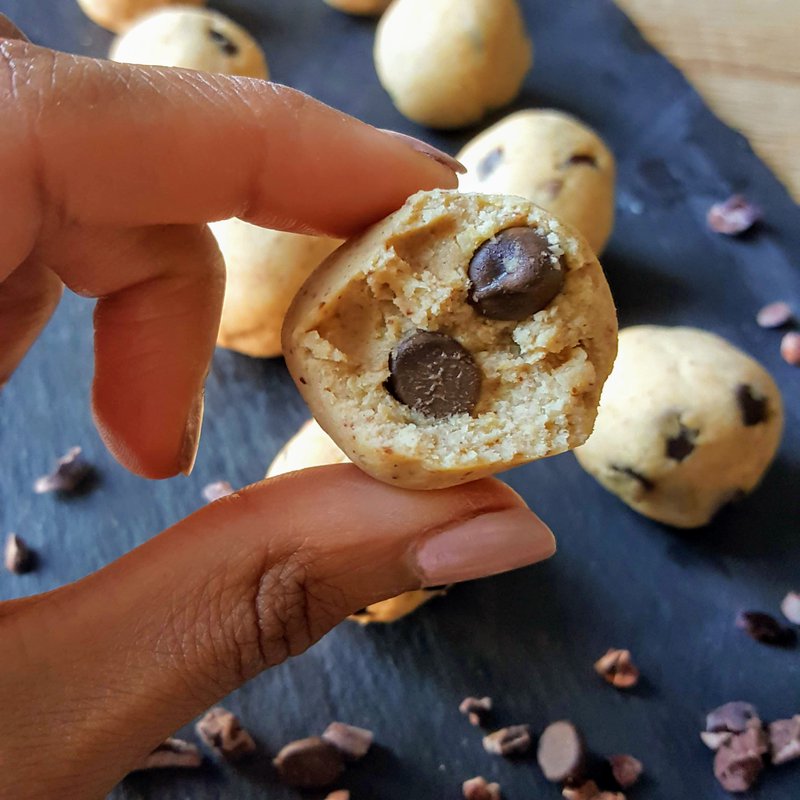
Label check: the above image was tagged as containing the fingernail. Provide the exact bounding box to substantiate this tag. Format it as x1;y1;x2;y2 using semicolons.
415;508;556;586
179;389;205;476
381;129;467;174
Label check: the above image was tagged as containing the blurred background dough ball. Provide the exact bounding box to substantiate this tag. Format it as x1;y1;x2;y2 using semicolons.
458;109;616;253
323;0;392;15
374;0;532;128
76;0;204;33
109;6;269;79
210;220;341;359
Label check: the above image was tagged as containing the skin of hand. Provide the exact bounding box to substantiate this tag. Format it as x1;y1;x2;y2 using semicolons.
0;15;556;799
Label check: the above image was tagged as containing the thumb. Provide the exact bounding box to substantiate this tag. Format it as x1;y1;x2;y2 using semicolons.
1;467;554;799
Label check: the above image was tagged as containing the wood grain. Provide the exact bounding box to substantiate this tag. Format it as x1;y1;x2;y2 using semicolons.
616;0;800;201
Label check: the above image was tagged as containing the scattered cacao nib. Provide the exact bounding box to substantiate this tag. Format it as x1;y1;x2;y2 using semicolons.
201;480;234;503
706;701;761;734
736;611;796;646
780;331;800;366
195;707;256;760
133;738;202;771
707;195;762;235
780;591;800;625
713;725;767;793
33;446;93;494
325;791;350;800
562;781;625;800
537;720;586;784
273;737;344;788
756;301;793;329
4;533;35;574
593;649;639;689
482;725;532;757
608;754;643;788
321;722;373;761
462;775;502;800
768;715;800;765
459;696;493;726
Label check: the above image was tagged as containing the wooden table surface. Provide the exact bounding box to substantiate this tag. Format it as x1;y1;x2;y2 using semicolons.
617;0;800;202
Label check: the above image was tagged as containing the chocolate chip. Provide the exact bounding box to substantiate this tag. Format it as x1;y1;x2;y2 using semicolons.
459;696;493;727
202;480;234;503
610;465;654;491
735;384;768;426
665;424;697;461
208;28;239;56
134;738;202;771
273;737;344;788
768;716;800;765
4;533;35;574
565;154;598;168
781;331;800;366
736;611;796;646
33;446;93;494
608;754;643;789
462;776;501;800
195;707;256;760
482;725;532;757
707;195;761;235
781;591;800;625
468;227;565;320
537;720;586;784
476;147;503;180
756;301;793;329
706;702;761;734
386;331;481;417
594;648;640;689
321;722;373;761
713;726;767;792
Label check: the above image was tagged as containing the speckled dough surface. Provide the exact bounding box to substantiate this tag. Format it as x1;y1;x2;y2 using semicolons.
374;0;532;129
282;189;618;491
77;0;204;32
323;0;392;15
575;326;784;528
109;6;269;78
211;220;341;358
458;110;616;254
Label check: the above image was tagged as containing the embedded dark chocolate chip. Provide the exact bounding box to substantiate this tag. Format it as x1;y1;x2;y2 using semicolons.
537;720;586;784
565;153;598;168
468;227;565;320
208;28;239;56
736;384;768;426
476;146;503;180
386;331;481;417
666;424;697;461
610;465;654;491
273;737;344;788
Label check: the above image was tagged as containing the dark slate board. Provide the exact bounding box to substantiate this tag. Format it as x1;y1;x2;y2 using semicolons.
1;1;798;798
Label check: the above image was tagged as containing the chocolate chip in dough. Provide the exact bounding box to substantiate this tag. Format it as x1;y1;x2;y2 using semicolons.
4;533;35;574
537;720;586;784
482;725;532;757
208;27;239;55
706;701;761;734
735;384;768;426
665;424;697;461
273;737;344;788
713;726;767;793
321;722;373;761
736;611;796;646
476;146;504;180
565;153;598;168
386;331;481;418
768;716;800;765
135;738;202;771
468;227;565;320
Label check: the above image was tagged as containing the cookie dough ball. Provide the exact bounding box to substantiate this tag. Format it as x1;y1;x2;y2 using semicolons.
210;220;341;358
266;419;446;624
374;0;532;129
109;7;269;79
323;0;392;15
282;189;618;491
77;0;204;33
458;110;616;254
575;326;783;528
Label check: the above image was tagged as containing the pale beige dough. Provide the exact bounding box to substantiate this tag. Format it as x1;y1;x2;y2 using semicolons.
374;0;532;129
210;220;341;358
575;326;784;528
282;189;618;491
458;110;616;254
77;0;204;32
109;7;269;79
266;419;446;623
323;0;392;15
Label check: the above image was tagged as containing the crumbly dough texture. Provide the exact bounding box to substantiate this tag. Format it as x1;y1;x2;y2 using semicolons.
282;189;618;491
458;110;616;254
211;220;341;358
109;7;269;79
323;0;392;15
77;0;204;33
575;326;783;528
266;419;445;623
374;0;532;129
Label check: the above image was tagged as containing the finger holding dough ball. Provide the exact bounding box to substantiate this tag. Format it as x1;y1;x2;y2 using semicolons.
323;0;392;15
458;110;616;254
77;0;204;33
575;326;783;528
374;0;532;129
266;419;447;623
282;189;618;491
109;6;269;79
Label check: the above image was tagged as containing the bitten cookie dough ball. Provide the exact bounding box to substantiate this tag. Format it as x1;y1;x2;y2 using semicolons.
575;326;783;528
109;7;269;79
266;419;447;623
323;0;392;15
282;189;618;491
374;0;532;129
458;110;616;254
210;220;341;358
77;0;204;33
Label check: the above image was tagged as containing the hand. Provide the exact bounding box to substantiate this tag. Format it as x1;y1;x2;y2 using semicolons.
0;17;556;799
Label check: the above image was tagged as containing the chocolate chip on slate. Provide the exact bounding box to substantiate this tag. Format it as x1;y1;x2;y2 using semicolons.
202;480;234;503
594;648;640;689
707;195;762;235
4;533;35;574
713;725;767;793
459;696;493;727
768;716;800;765
735;384;768;426
608;754;643;789
609;465;654;491
706;701;761;734
195;707;256;760
537;720;586;784
482;725;532;757
273;737;344;788
756;301;793;329
665;424;697;461
468;227;565;320
462;776;502;800
134;738;202;771
736;611;796;646
321;722;373;761
33;446;93;494
386;331;481;417
565;153;598;168
780;331;800;366
476;146;504;180
781;591;800;625
208;28;239;55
